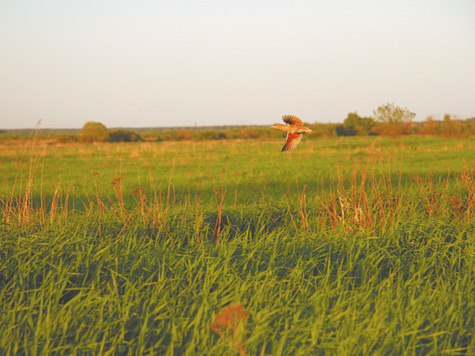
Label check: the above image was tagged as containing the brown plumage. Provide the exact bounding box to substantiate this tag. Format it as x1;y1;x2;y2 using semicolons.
271;115;315;152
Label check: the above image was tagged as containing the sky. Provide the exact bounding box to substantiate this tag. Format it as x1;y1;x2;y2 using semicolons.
1;1;475;129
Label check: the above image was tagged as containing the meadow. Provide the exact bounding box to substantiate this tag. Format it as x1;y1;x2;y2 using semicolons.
1;135;475;355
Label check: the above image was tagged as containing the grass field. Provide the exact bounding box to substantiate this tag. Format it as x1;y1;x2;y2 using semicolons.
1;135;475;355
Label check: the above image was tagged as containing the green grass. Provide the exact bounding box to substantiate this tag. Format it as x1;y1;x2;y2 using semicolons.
1;136;475;355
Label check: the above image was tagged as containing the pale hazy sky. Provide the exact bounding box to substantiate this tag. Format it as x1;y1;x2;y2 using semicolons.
1;1;475;129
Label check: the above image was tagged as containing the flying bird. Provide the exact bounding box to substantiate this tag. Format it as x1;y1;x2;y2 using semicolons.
271;115;315;152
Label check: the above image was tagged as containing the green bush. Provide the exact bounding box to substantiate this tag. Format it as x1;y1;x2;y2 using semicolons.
308;123;338;138
337;112;375;136
372;103;415;136
108;129;143;142
79;122;109;143
336;124;358;136
56;134;79;143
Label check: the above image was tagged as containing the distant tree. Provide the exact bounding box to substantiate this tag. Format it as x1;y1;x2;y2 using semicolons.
372;103;415;136
218;132;227;140
194;130;228;141
417;116;440;136
56;133;79;143
441;114;466;138
308;123;338;138
335;124;357;136
109;129;143;142
344;112;375;135
239;127;266;139
374;103;415;124
336;112;375;136
80;122;109;143
174;129;194;141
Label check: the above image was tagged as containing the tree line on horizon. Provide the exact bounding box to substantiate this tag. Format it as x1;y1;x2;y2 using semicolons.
2;103;475;143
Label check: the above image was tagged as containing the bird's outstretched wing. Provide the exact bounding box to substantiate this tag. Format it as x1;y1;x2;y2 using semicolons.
282;115;303;126
282;133;303;152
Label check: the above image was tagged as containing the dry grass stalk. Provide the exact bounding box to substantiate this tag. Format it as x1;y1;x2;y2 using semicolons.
213;188;227;245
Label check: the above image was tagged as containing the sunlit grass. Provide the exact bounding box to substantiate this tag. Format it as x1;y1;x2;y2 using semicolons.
1;136;475;355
